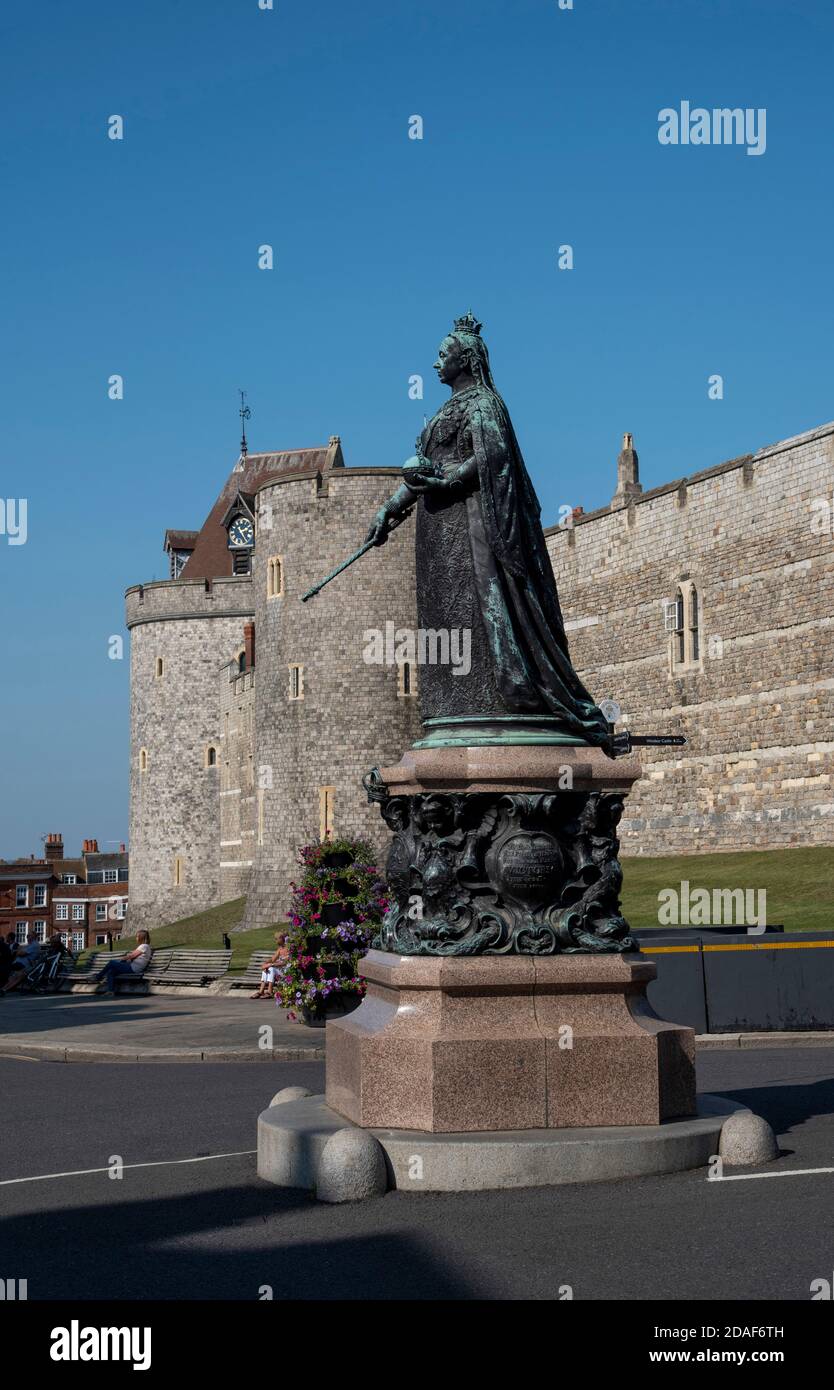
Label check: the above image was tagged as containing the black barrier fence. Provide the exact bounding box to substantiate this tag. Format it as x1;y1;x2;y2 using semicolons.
633;928;834;1034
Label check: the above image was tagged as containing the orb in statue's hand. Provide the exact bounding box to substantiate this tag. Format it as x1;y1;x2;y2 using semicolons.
402;454;442;492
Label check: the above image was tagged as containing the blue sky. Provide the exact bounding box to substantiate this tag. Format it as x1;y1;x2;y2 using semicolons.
1;0;832;856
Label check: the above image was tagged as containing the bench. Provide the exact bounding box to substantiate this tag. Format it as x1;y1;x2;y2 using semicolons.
227;951;275;990
111;949;173;990
60;947;232;993
59;951;113;988
116;948;231;991
60;949;173;992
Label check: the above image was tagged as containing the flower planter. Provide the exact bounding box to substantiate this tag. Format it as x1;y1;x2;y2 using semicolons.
300;993;362;1028
281;837;384;1025
320;850;353;869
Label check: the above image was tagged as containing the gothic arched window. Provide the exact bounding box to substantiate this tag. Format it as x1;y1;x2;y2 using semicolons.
689;586;700;662
670;582;701;670
673;589;685;666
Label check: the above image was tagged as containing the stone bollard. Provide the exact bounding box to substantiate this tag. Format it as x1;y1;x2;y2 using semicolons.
316;1128;388;1203
269;1086;313;1107
718;1111;779;1165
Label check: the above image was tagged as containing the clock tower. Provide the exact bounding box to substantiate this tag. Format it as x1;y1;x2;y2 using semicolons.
222;493;255;574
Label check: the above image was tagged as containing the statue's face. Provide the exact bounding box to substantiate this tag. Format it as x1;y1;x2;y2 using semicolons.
420;796;453;834
434;336;466;385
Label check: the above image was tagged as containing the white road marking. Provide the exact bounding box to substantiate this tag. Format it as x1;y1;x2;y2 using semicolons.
0;1150;257;1187
711;1166;834;1182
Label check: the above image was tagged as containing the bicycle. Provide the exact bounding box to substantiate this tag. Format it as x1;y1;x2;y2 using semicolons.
22;948;71;995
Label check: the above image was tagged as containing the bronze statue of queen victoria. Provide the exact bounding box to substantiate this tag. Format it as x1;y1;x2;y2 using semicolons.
349;315;640;955
364;313;611;750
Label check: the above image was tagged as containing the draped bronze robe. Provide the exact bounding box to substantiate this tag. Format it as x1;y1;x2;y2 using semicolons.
414;383;609;746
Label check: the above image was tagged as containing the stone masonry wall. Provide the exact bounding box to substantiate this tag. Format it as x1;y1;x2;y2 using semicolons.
546;422;834;856
243;469;422;927
126;420;834;935
219;663;256;903
126;577;253;931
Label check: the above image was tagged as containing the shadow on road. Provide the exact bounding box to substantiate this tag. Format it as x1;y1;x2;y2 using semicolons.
709;1075;834;1138
0;1180;480;1300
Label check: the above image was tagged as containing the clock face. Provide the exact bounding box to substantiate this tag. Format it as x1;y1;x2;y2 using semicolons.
228;516;254;549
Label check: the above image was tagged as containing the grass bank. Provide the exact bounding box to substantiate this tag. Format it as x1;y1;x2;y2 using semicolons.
144;900;283;971
134;845;833;964
621;845;834;933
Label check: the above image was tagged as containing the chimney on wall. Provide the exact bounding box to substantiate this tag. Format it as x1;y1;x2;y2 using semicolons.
82;839;99;855
243;621;256;671
44;833;64;861
611;432;642;510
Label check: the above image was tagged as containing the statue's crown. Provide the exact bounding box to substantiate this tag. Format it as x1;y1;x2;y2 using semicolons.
453;311;483;336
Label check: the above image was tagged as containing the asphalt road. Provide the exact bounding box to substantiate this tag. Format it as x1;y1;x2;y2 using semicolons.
1;1049;833;1301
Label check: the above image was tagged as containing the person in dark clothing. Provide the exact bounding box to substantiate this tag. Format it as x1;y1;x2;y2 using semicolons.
0;932;16;987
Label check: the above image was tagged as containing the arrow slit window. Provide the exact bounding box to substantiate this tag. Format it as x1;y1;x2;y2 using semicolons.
267;556;284;598
319;787;335;840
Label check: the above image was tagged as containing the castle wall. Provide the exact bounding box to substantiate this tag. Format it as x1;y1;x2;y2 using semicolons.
243;469;422;927
126;418;834;937
126;577;253;931
546;422;834;856
219;664;256;903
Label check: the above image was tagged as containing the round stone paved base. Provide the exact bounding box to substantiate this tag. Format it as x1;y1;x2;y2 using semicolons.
257;1093;752;1195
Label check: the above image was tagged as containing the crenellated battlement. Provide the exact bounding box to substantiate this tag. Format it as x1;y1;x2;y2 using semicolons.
125;575;254;629
545;419;834;552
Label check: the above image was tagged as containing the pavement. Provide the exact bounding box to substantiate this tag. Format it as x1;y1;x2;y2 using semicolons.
0;992;324;1061
0;992;832;1062
1;1046;834;1300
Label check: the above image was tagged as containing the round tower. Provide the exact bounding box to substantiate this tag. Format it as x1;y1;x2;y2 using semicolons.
126;576;254;932
243;466;422;927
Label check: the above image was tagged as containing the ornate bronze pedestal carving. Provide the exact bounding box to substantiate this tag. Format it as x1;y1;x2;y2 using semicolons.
366;771;636;956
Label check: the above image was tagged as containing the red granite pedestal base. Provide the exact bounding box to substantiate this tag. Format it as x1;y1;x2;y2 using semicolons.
326;950;696;1133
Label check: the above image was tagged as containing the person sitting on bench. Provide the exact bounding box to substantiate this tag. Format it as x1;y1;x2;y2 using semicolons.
251;932;289;999
95;931;152;994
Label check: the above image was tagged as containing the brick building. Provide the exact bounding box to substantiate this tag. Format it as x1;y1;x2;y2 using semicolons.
0;858;53;947
0;835;129;951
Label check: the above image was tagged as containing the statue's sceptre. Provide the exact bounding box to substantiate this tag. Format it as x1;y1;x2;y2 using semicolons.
302;451;441;602
301;505;415;603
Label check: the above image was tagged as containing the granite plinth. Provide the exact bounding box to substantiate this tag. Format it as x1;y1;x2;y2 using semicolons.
325;950;696;1133
258;1093;748;1194
378;743;641;796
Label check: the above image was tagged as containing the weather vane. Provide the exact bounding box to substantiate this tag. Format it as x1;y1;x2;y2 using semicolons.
239;389;251;457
